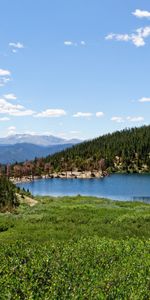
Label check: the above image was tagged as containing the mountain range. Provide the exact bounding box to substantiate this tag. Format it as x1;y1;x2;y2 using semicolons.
0;134;81;164
0;134;80;146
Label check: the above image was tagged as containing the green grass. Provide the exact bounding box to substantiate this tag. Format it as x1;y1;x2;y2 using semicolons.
0;196;150;299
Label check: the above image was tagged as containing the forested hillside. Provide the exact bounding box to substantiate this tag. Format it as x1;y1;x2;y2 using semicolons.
44;125;150;174
1;125;150;178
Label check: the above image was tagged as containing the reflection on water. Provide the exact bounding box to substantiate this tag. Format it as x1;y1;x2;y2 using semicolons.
17;174;150;202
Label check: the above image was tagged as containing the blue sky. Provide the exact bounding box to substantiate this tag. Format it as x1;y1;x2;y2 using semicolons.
0;0;150;139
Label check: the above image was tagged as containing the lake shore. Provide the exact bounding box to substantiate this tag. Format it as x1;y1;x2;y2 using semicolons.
10;169;150;185
10;170;105;184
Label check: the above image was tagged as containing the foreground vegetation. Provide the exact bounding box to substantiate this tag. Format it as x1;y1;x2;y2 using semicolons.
0;195;150;299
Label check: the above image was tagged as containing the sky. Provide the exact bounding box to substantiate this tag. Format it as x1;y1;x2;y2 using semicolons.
0;0;150;140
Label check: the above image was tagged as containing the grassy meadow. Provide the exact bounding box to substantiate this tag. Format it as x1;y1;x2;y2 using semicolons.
0;196;150;299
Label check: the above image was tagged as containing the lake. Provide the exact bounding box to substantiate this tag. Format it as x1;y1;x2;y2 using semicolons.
17;174;150;202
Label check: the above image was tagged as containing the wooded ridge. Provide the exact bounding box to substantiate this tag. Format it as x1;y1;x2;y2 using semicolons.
1;125;150;179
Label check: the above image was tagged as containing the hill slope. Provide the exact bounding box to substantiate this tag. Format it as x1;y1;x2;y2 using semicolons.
44;125;150;174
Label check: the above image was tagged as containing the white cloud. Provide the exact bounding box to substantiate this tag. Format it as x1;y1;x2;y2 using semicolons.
81;41;86;46
132;9;150;18
35;109;67;118
0;117;10;121
105;26;150;47
73;111;104;118
0;69;11;86
111;116;124;123
96;112;104;117
64;40;86;47
127;116;144;122
9;42;24;49
131;35;145;47
106;33;130;42
0;69;11;76
137;27;150;38
111;115;144;123
0;98;35;116
138;97;150;103
73;112;93;118
64;41;75;46
4;93;17;100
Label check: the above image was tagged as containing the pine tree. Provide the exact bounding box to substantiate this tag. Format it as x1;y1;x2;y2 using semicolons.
0;176;19;212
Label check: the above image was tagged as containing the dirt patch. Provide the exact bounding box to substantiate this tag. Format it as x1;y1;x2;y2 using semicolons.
16;194;38;207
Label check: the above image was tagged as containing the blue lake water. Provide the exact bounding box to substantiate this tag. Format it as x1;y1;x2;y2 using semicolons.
17;174;150;202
